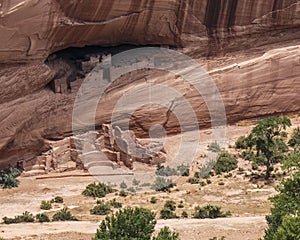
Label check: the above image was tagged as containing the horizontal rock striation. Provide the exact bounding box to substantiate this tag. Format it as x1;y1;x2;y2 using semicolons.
0;0;300;169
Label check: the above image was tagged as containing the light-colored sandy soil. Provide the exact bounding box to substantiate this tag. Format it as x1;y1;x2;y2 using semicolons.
1;116;299;240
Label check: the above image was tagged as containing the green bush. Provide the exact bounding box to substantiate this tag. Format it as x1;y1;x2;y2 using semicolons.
93;207;156;240
271;216;300;240
153;226;179;240
127;187;136;193
288;127;300;147
152;177;174;192
187;177;199;184
0;167;20;189
36;213;50;223
209;237;226;240
119;190;128;197
52;208;77;221
132;178;140;186
160;201;177;219
177;164;190;176
91;202;111;215
181;211;188;218
53;196;64;203
3;211;34;224
82;182;113;198
40;201;52;210
156;165;178;177
208;141;221;153
235;136;249;149
150;197;158;204
214;151;238;174
120;181;127;189
193;205;230;219
109;198;122;208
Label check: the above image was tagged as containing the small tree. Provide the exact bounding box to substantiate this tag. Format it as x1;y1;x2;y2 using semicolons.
153;226;179;240
0;167;20;189
82;182;113;198
213;150;237;175
288;127;300;147
93;207;156;240
245;116;291;180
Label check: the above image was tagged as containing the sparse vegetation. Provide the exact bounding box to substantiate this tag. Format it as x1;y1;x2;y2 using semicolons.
82;182;113;198
214;150;238;174
36;213;50;223
208;141;222;153
177;164;190;176
120;181;127;189
3;211;34;224
152;177;174;192
90;201;111;215
119;190;128;197
153;226;179;240
193;205;231;219
109;198;122;208
40;200;52;210
53;196;64;203
150;197;158;204
160;201;178;219
132;178;140;186
156;164;178;177
0;167;21;189
52;208;77;221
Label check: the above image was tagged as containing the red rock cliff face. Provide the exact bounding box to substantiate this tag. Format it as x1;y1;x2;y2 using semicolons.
0;0;299;61
0;0;299;168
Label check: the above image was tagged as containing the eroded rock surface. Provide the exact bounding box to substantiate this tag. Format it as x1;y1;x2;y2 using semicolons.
0;1;300;169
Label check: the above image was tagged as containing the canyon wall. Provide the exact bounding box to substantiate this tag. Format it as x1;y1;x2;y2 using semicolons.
0;0;300;169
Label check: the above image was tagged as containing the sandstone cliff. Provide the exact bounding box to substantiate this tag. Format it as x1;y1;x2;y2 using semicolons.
0;0;299;169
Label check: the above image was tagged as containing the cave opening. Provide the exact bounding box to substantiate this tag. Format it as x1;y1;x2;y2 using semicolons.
45;44;162;94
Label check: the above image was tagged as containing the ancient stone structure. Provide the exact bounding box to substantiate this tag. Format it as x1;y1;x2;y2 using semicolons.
0;0;300;169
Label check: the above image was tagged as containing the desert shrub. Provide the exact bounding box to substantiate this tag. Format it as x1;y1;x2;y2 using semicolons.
235;136;249;149
119;190;128;197
187;177;199;184
40;200;52;210
140;182;152;187
214;150;238;174
0;167;21;189
52;208;77;221
160;201;177;219
156;165;178;177
127;187;136;193
198;160;215;178
53;196;64;203
208;141;221;153
150;197;158;204
132;178;140;186
152;177;174;192
3;211;34;224
153;226;179;240
82;182;113;198
181;211;188;218
109;198;122;208
193;205;230;219
288;127;300;147
93;207;156;240
177;164;190;176
199;181;206;187
36;213;50;223
120;181;127;189
209;237;226;240
91;202;111;215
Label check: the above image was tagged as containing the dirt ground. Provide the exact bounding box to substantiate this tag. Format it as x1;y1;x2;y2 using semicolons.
1;117;299;240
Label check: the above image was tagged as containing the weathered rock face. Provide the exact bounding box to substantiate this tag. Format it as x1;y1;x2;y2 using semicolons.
0;0;300;61
0;0;300;169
